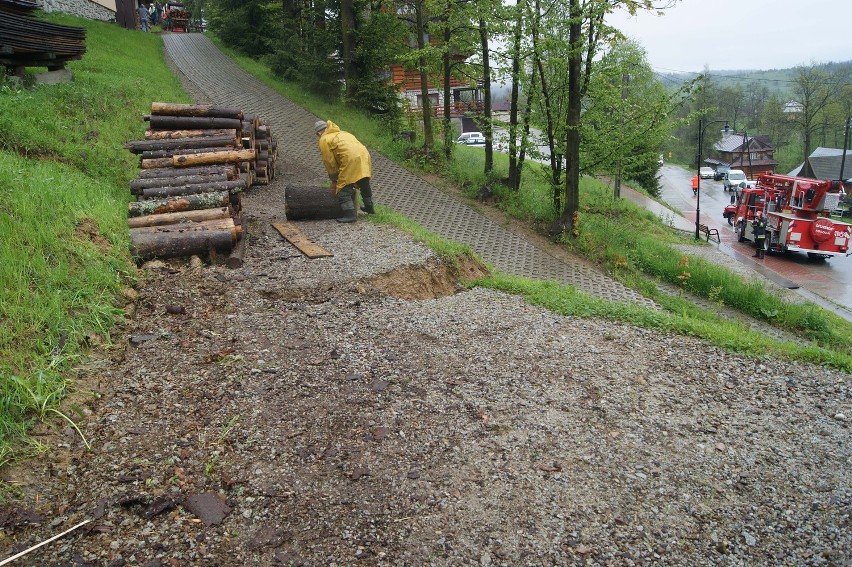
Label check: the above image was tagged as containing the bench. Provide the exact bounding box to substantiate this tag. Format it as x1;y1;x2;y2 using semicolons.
698;223;720;242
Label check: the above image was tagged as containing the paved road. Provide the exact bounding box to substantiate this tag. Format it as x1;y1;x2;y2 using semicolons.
162;33;655;308
658;165;852;320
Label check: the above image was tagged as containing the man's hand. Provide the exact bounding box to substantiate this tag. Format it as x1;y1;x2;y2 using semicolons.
329;181;337;195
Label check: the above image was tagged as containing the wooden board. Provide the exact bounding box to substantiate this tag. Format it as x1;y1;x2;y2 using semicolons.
271;222;333;259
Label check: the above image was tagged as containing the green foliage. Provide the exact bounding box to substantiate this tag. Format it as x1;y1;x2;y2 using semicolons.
0;14;186;461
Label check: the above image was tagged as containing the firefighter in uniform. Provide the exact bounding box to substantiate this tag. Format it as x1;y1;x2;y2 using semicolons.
751;210;767;258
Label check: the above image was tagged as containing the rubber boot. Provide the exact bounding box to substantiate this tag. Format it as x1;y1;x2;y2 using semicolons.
359;178;375;214
336;186;357;223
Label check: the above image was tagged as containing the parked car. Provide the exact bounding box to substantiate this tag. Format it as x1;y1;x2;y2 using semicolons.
457;132;485;145
699;167;714;179
723;169;747;192
713;165;730;181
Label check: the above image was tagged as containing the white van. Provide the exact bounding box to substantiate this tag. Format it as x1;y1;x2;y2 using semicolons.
723;169;747;192
457;132;485;145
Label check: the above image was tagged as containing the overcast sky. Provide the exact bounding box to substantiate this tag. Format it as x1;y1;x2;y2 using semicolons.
606;0;852;73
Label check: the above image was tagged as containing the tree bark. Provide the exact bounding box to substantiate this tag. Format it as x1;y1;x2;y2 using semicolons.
285;185;344;220
144;128;238;140
140;179;247;200
130;173;231;194
136;165;238;179
150;102;244;120
128;191;231;217
127;207;231;228
173;149;257;167
124;135;240;154
129;223;238;261
147;115;243;131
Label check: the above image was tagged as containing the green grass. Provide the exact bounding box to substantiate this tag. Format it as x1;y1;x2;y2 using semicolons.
0;14;188;464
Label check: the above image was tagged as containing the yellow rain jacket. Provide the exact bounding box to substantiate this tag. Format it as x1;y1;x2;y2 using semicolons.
317;121;372;193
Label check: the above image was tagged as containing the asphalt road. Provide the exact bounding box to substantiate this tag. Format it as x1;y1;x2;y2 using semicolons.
658;165;852;319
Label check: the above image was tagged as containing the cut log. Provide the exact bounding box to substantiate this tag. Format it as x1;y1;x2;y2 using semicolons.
144;128;238;141
127;207;231;228
130;225;236;261
173;149;257;167
136;165;237;179
225;232;246;269
124;135;239;154
128;191;230;217
285;185;343;220
140;157;174;169
150;102;244;120
140;146;240;160
130;173;230;194
130;218;238;235
147;115;243;131
140;179;247;199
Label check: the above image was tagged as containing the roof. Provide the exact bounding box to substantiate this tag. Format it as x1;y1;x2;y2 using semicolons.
713;132;774;153
790;147;851;178
801;154;852;182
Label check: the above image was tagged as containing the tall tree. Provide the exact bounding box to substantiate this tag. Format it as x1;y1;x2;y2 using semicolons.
789;64;850;161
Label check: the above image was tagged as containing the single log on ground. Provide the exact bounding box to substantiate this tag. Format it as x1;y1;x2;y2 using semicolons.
128;191;230;217
140;179;247;199
224;232;246;269
173;149;256;167
150;102;244;120
130;173;230;194
127;207;231;228
144;128;237;141
147;115;243;131
285;185;344;220
136;165;237;179
130;223;237;261
124;135;239;154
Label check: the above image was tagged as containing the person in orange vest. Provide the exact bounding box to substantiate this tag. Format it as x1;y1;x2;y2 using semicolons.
691;174;699;195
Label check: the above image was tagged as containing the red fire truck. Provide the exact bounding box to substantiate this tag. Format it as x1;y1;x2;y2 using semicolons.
722;173;851;259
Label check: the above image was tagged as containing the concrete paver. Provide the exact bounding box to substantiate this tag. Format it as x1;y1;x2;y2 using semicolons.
162;34;656;308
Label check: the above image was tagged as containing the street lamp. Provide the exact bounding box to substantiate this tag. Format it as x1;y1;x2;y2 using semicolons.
696;118;730;239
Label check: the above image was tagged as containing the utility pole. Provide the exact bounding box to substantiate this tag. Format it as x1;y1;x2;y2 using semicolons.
840;117;850;186
614;72;629;199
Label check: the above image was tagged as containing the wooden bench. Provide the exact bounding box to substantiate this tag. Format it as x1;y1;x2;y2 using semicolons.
698;223;720;242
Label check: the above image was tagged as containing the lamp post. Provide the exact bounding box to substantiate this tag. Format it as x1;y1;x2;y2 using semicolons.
696;118;730;239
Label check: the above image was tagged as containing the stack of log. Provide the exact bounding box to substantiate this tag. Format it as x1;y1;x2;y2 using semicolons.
0;0;87;75
125;102;278;266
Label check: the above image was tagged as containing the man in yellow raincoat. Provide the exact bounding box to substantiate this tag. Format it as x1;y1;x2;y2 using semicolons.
315;120;375;223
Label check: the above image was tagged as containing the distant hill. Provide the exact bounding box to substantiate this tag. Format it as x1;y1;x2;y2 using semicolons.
654;60;851;96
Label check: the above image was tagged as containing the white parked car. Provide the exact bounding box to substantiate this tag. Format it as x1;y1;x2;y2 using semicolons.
699;167;714;179
457;132;485;145
723;169;747;192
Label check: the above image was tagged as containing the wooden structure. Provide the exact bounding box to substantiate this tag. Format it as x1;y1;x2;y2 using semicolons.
125;102;279;265
712;132;778;179
0;0;87;76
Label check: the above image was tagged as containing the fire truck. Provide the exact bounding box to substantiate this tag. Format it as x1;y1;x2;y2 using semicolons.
722;173;851;259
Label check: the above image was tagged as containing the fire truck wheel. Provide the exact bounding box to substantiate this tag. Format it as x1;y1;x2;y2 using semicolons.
736;221;746;242
727;215;733;226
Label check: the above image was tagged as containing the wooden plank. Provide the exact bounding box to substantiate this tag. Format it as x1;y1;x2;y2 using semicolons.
271;222;333;259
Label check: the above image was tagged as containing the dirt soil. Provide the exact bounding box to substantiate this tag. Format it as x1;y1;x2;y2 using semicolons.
1;160;851;566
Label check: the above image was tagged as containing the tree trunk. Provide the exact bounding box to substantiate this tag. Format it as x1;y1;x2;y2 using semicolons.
127;207;231;228
150;102;244;119
173;149;257;168
130;173;231;194
128;191;231;217
551;0;582;234
415;0;434;151
144;128;238;140
140;179;247;200
129;223;237;262
147;115;243;131
285;185;344;220
136;165;238;179
479;16;493;181
124;135;240;154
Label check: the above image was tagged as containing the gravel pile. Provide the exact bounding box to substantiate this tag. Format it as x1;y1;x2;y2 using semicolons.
1;183;850;567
